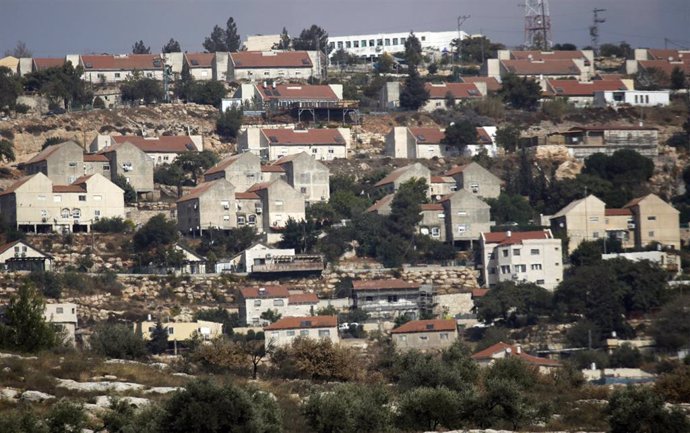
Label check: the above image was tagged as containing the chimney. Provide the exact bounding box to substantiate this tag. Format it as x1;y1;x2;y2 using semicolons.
506;230;512;238
505;347;512;354
591;362;597;371
516;346;521;354
258;287;266;297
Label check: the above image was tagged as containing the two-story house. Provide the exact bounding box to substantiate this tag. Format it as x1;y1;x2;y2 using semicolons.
90;135;202;166
624;194;680;250
239;285;322;326
22;141;111;185
80;54;165;83
422;82;487;112
176;178;236;235
0;240;53;272
443;162;501;200
391;319;458;351
184;52;215;80
440;189;492;247
366;197;448;242
351;279;434;321
98;141;154;195
546;125;659;159
219;243;324;275
272;152;330;203
374;163;431;198
385;126;498;159
246;179;306;243
480;230;563;291
239;127;350;161
0;173;124;233
44;303;78;345
228;50;324;81
264;316;339;349
203;152;264;192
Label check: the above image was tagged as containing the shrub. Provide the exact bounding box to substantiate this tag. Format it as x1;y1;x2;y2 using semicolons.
93;96;106;109
92;217;132;233
14;103;29;114
90;323;147;360
216;106;243;138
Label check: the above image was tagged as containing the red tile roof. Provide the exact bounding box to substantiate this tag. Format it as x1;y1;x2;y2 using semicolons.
409;127;444;144
510;50;589;60
365;194;394;214
476;127;494;144
185;52;214;68
352;279;420;291
482;230;552;246
444;164;468;176
81;54;164;71
25;142;74;165
176;181;220;203
472;288;489;298
502;59;582;76
605;208;633;216
0;175;37;196
425;82;483;99
240;285;290;299
235;192;260;200
374;164;428;187
420;203;444;211
623;195;649;208
430;176;454;184
33;58;65;70
52;185;86;193
391;319;456;334
568;125;658;132
0;240;22;255
261;129;346;146
111;136;198;153
261;164;285;173
288;292;319;305
460;76;502;92
83;153;109;162
204;154;245;176
256;84;339;101
545;79;628;97
472;341;561;367
638;59;690;76
231;51;312;68
246;182;272;192
264;315;337;331
647;49;688;61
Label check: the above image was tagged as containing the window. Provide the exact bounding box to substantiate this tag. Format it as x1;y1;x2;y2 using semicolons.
275;200;284;206
365;296;373;302
223;215;230;221
647;216;656;221
589;216;598;222
530;249;540;255
387;295;398;303
490;252;496;259
470;183;479;193
513;249;520;256
457;224;467;233
56;307;64;314
300;330;309;336
167;327;174;335
72;208;81;218
94;210;101;218
361;40;366;47
287;330;295;336
312;148;318;154
440;333;449;340
536;279;545;285
593;232;599;239
531;263;542;270
54;195;62;202
237;215;246;226
41;209;47;217
645;95;649;103
555;262;560;266
61;208;70;218
253;300;261;307
369;39;375;47
248;214;256;225
300;187;307;194
345;41;351;48
514;264;526;272
68;162;77;168
431;227;440;237
384;38;390;46
502;249;509;257
500;265;511;274
457;211;467;216
273;299;284;307
421;36;426;41
114;73;120;78
337;41;343;49
78;195;86;202
489;267;496;274
419;335;428;340
393;38;399;45
318;329;330;337
377;39;383;46
353;41;359;48
648;231;655;238
401;38;406;44
146;73;153;78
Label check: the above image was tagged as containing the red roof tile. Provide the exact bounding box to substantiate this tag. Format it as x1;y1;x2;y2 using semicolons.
185;52;214;68
33;58;65;70
261;129;346;146
0;175;37;196
352;279;420;291
261;165;285;173
288;292;319;305
111;136;198;153
502;59;582;75
605;208;633;216
25;142;73;165
425;82;483;99
204;154;245;176
510;50;589;60
460;76;502;92
391;319;456;334
52;185;86;193
471;341;561;366
409;127;445;144
365;194;394;214
476;128;494;144
83;153;109;162
246;182;272;192
235;192;260;200
482;230;552;246
81;54;164;71
431;176;454;184
240;285;290;299
568;125;658;132
231;51;312;68
264;315;337;331
256;84;339;101
176;181;219;203
647;49;688;61
444;164;468;176
421;203;444;211
0;240;22;255
472;288;489;298
638;59;690;76
545;79;628;96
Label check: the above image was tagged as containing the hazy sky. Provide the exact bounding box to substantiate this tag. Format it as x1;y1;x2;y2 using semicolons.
2;0;689;56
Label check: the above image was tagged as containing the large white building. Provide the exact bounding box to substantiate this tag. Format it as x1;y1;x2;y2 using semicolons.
328;30;465;60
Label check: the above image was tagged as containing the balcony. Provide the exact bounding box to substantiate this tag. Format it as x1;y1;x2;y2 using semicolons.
251;255;325;273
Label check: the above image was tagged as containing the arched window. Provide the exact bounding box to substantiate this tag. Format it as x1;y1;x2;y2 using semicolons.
72;208;81;218
61;208;70;218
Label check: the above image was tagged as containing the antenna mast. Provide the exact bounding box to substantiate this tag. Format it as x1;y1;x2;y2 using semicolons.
524;0;551;50
590;8;606;55
457;15;470;62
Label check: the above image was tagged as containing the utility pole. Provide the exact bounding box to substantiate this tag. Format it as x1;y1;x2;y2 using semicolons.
457;15;470;63
590;8;606;56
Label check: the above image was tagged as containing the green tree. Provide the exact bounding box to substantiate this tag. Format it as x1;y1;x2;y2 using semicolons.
396;387;466;431
121;76;164;105
90;323;147;359
162;38;182;53
607;386;690;433
279;218;319;253
147;321;169;355
189;81;226;107
0;285;57;352
388;177;427;239
399;66;430;110
216;106;243;138
274;27;291;50
443;120;477;152
154;163;185;193
392;342;478;392
224;17;241;52
494;124;521;153
636;67;671;90
203;25;228;52
609;343;642;368
132;40;150;54
112;174;137;204
46;401;86;433
485;193;535;225
453;36;505;64
133;213;179;260
26;270;63;299
158;380;282;433
552;42;577;50
303;383;391;433
0;66;22;113
260;309;282;324
176;61;194;101
670;66;687;90
650;295;690;351
41;136;66;150
23;61;90;110
5;40;32;57
599;42;633;59
0;138;16;162
292;25;330;52
499;74;541;110
475;281;553;327
655;364;690;403
174;149;219;185
376;52;395;73
404;32;423;67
